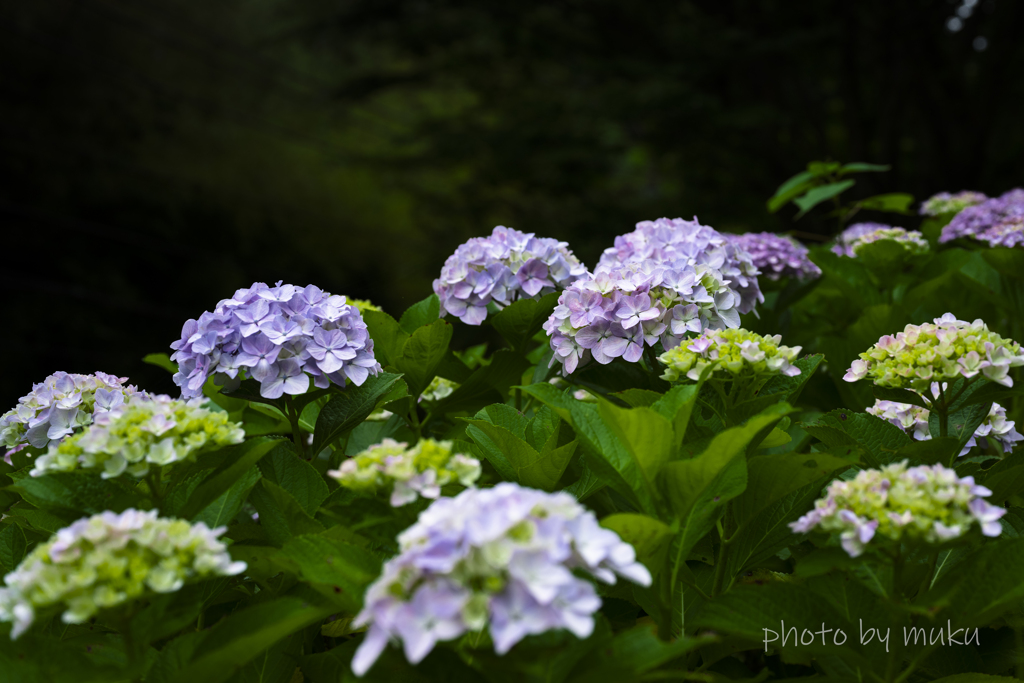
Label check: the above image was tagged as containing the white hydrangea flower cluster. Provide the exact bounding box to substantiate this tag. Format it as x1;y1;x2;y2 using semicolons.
30;395;245;479
0;509;246;638
351;483;651;675
327;438;481;507
867;382;1023;456
0;371;144;457
844;313;1024;391
789;461;1005;557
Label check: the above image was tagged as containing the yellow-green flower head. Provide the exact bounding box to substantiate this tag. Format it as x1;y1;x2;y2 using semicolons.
0;509;245;639
657;327;802;382
327;438;481;507
789;460;1005;557
419;377;459;404
30;395;245;480
346;297;382;314
850;227;929;256
844;313;1024;391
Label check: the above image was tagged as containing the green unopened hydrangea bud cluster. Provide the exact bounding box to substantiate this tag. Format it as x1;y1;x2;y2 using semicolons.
30;395;245;479
346;297;382;314
849;227;930;257
658;328;802;382
844;313;1024;392
419;376;459;403
0;509;246;638
327;438;481;507
789;461;1005;557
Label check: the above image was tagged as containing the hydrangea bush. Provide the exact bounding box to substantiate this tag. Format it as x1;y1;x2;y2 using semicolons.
831;223;929;258
6;176;1024;683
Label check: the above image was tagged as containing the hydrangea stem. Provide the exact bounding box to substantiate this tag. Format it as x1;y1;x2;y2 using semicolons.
283;397;307;457
711;517;732;597
644;345;661;376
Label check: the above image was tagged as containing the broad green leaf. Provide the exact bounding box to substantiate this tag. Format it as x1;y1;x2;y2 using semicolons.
927;378;993;453
257;442;329;515
727;356;824;429
280;533;381;610
927;537;1024;626
143;352;178;374
894;437;960;467
807;160;842;175
393;319;453;396
0;524;27;573
518;382;576;423
464;412;575;490
597;400;675;481
249;479;325;546
600;513;672;577
872;385;930;408
981;453;1024;503
489;292;560;351
767;170;816;213
857;192;914;214
651;383;702;449
361;309;408;367
732;451;854;528
793;180;856;218
310;373;404;455
0;631;123;682
565;625;709;683
3;505;74;534
802;410;910;467
175;437;285;520
612;388;663;408
838;162;891;174
758;427;791;449
170;597;334;683
397;294;441;334
8;470;142;515
300;638;485;683
192;466;261;527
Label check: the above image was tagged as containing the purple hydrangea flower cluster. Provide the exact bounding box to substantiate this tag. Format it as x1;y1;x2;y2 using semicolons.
726;232;821;281
940;189;1024;243
920;191;988;217
433;226;587;325
170;282;381;400
0;372;144;457
596;217;763;316
351;483;651;675
975;216;1024;249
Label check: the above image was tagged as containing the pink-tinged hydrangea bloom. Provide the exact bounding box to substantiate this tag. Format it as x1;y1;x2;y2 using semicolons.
920;190;988;217
596;217;763;318
726;232;821;281
0;371;145;458
789;461;1005;557
867;382;1022;457
844;313;1024;392
350;483;651;676
170;281;381;400
433;226;587;325
831;223;929;258
0;509;245;639
940;188;1024;243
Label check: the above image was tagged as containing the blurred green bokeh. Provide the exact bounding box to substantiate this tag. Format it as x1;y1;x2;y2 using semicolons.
2;0;1022;402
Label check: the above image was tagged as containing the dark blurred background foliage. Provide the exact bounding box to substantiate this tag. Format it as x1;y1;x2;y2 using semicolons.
2;0;1022;404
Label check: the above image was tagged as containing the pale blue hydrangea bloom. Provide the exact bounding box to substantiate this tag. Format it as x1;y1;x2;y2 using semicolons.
170;282;381;400
0;509;245;638
433;226;587;325
351;483;651;675
726;232;821;281
0;371;144;457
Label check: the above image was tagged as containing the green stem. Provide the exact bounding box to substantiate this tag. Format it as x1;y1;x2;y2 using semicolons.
709;381;732;427
147;468;164;509
916;551;939;601
409;405;423;440
515;388;522;412
711;515;732;597
644;345;661;375
892;547;904;600
283;397;307;458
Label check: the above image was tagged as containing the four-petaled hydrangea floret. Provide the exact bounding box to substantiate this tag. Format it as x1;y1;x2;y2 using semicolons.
327;438;481;507
940;188;1024;243
843;313;1024;391
0;509;246;639
350;483;652;676
658;328;802;383
597;217;763;317
433;226;587;326
832;223;929;258
789;461;1006;557
170;281;381;401
726;232;821;281
0;371;144;457
868;382;1023;457
920;191;988;217
30;394;245;479
419;377;459;404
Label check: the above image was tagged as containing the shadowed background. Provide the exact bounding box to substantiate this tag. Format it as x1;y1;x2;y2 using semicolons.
3;0;1023;403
